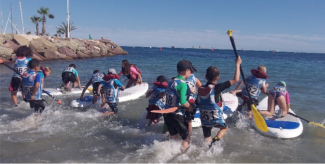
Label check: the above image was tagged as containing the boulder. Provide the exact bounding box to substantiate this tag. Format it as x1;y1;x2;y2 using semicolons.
32;52;46;61
76;51;91;59
20;34;40;42
0;34;14;44
13;35;30;46
55;51;73;60
0;46;14;58
58;47;78;59
30;37;58;53
2;40;20;51
43;50;61;60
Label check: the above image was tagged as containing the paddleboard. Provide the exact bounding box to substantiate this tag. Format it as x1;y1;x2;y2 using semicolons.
70;82;149;107
18;86;90;97
253;96;303;138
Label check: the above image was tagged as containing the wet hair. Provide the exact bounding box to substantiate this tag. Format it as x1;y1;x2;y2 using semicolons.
28;59;40;69
16;46;33;57
258;65;267;73
69;63;76;68
205;66;220;82
121;59;130;75
156;75;167;82
93;70;100;74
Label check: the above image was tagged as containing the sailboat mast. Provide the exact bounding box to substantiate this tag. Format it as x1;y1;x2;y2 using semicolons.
10;3;13;33
1;12;3;34
67;0;70;38
19;1;25;34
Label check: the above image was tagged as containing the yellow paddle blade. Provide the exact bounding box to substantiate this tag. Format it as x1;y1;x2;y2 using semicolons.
87;87;93;93
309;122;325;129
227;30;233;36
251;104;269;132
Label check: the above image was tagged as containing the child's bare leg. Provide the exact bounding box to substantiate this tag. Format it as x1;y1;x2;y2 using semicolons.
11;91;18;105
276;96;287;116
260;94;275;117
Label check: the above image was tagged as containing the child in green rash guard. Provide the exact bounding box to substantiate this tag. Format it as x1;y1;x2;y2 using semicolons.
164;59;195;153
196;56;241;148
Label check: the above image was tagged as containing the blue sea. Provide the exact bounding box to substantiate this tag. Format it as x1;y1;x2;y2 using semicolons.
0;46;324;163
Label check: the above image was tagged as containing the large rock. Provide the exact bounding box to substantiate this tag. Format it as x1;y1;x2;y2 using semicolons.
58;47;78;59
30;37;58;53
0;46;14;58
43;50;60;60
55;51;73;60
2;40;20;51
51;38;79;51
13;35;30;46
0;34;14;44
76;51;91;59
32;52;46;61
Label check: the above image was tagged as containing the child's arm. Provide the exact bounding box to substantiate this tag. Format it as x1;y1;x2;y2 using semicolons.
80;79;92;99
176;82;193;112
196;78;202;87
230;80;243;95
76;76;82;89
146;89;153;98
97;84;102;96
229;56;242;86
31;82;40;100
261;83;269;95
41;78;44;89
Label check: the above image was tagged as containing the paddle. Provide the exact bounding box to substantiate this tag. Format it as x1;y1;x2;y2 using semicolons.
150;107;178;114
0;59;62;104
227;30;268;132
288;112;325;129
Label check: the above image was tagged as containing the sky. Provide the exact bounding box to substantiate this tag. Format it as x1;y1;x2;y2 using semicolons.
0;0;325;53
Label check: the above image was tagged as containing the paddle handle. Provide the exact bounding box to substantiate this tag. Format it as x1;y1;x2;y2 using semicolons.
288;112;310;123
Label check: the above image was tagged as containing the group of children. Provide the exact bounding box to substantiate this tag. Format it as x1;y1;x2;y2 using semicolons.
9;46;291;153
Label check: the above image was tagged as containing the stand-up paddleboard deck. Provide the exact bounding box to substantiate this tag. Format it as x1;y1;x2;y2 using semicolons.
253;96;303;138
70;82;149;107
18;86;90;96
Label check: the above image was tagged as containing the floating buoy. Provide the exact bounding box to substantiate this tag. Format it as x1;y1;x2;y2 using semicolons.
160;47;162;51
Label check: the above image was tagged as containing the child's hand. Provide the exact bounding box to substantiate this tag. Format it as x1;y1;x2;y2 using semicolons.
236;56;242;65
230;90;237;96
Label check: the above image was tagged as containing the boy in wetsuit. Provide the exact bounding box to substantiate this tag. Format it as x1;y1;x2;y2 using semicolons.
80;70;105;104
61;63;82;93
22;59;45;115
197;56;241;147
164;59;195;153
98;68;125;116
10;46;32;106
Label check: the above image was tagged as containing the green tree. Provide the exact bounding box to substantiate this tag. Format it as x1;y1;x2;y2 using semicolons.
56;29;64;37
57;22;77;38
30;16;42;36
37;7;54;36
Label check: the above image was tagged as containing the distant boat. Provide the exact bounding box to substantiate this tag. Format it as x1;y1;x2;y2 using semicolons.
171;45;176;48
212;46;214;52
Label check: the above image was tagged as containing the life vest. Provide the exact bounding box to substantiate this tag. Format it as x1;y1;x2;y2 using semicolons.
165;78;187;115
197;84;225;127
62;67;77;75
102;79;122;103
22;70;42;100
38;66;48;78
13;57;31;77
186;74;197;101
91;73;104;84
241;75;266;99
251;69;268;79
103;74;120;81
131;64;141;75
148;81;168;110
271;85;287;95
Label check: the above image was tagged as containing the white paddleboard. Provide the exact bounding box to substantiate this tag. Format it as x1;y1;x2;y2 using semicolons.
18;86;90;97
253;96;303;138
192;92;239;128
70;82;149;107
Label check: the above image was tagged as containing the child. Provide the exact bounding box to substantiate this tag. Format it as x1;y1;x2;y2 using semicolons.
184;70;202;134
118;60;142;88
145;75;168;126
196;56;241;148
260;81;290;118
230;65;269;113
38;66;51;89
61;63;82;93
22;59;45;115
80;70;105;104
10;46;32;106
98;68;125;116
164;59;195;153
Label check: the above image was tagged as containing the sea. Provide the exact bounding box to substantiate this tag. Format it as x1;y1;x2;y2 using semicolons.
0;46;324;163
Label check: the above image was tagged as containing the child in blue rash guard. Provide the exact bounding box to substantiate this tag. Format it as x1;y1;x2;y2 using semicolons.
10;46;32;106
22;59;45;115
80;70;105;104
98;68;125;116
164;59;195;153
197;56;241;147
145;75;168;126
38;66;52;89
61;63;82;93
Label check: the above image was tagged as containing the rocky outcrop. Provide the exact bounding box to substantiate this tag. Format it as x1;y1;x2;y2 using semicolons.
0;34;128;63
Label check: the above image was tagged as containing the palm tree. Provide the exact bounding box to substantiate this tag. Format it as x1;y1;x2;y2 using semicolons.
56;29;64;37
57;22;77;38
37;7;54;36
30;16;42;36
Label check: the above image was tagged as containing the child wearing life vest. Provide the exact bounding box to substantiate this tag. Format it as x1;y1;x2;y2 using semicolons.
164;59;195;153
118;60;142;88
98;68;125;116
22;59;45;115
197;56;241;148
38;66;51;89
230;65;269;114
80;70;105;104
260;81;290;118
61;63;82;93
10;46;33;106
145;75;168;126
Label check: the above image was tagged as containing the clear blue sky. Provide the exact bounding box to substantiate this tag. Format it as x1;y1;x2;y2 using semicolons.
1;0;325;53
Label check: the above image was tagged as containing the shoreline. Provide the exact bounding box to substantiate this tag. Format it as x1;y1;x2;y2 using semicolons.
0;34;128;63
